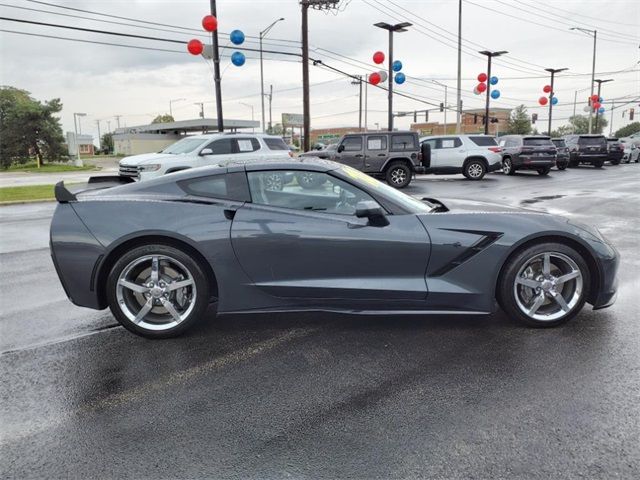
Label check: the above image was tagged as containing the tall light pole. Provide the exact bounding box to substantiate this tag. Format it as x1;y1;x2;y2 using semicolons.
209;0;224;132
374;21;412;131
478;50;507;135
594;78;613;132
73;112;86;167
240;102;255;132
351;75;363;130
571;27;597;133
544;67;568;135
95;120;101;152
260;18;284;133
456;0;462;133
169;98;185;118
431;80;448;134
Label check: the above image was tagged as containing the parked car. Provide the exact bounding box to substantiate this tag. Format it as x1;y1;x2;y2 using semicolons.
118;133;292;181
328;131;425;188
563;134;608;168
299;143;337;160
606;138;624;165
51;158;619;338
551;138;570;170
620;138;640;163
498;135;557;175
418;134;502;180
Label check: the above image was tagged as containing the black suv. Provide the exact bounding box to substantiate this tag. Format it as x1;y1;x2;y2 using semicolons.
498;135;557;176
327;131;425;188
564;134;608;168
551;138;570;170
606;138;624;165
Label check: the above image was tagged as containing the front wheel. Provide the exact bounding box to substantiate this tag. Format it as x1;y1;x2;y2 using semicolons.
296;171;326;189
106;244;210;338
537;167;551;176
385;162;412;188
502;158;515;175
463;160;486;180
593;160;604;168
557;163;567;171
610;158;621;166
498;243;589;327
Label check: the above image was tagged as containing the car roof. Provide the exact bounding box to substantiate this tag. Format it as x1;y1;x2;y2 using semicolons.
179;132;285;141
218;157;340;172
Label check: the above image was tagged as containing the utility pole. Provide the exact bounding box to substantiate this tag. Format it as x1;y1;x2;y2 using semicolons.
260;18;284;133
114;115;121;129
571;27;597;133
609;101;614;136
479;50;507;135
210;0;224;131
194;102;205;118
268;84;273;133
594;78;613;132
95;120;101;151
374;21;412;131
351;75;363;130
301;1;310;151
364;79;368;131
456;0;462;133
107;120;111;133
545;67;568;135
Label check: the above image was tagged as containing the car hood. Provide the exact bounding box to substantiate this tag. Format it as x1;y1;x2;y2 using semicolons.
119;152;185;166
423;196;540;214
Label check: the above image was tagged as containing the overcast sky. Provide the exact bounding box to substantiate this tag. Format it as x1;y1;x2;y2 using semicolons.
1;0;638;141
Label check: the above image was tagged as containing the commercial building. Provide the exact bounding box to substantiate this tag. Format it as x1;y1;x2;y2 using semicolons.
411;108;512;136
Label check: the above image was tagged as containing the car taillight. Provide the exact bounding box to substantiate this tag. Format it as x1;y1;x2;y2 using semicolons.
488;146;501;153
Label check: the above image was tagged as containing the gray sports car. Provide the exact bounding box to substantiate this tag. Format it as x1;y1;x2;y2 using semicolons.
50;158;619;338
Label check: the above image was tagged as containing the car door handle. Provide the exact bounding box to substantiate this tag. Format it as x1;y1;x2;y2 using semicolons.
354;154;364;158
377;153;386;157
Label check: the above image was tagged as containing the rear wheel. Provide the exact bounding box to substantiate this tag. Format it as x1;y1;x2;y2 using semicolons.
296;171;326;189
502;157;515;175
610;158;621;166
537;167;551;176
463;159;486;180
498;242;589;327
106;244;210;338
557;163;567;171
593;160;604;168
385;161;412;188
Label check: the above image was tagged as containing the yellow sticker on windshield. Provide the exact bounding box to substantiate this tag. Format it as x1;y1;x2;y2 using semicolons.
341;165;381;188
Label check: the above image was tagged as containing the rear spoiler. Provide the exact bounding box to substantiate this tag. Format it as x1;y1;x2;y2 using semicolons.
55;175;135;203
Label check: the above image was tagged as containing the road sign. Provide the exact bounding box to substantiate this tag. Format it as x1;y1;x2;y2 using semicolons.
282;113;303;127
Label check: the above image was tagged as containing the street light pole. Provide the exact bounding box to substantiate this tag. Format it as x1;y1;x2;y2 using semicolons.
594;78;613;132
571;27;597;133
432;80;448;134
169;98;185;118
259;18;284;134
374;21;411;131
455;0;462;133
73;112;86;167
478;50;507;135
545;67;568;135
240;102;255;132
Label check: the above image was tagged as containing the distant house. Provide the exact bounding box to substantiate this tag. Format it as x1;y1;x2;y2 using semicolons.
66;132;94;156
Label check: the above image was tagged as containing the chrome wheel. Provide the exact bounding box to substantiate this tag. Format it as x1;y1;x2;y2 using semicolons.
390;167;407;185
467;163;484;178
265;172;284;191
116;254;197;331
513;252;583;322
502;159;512;174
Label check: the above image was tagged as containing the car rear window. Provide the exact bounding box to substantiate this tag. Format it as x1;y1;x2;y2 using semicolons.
469;136;498;146
178;172;251;201
264;137;289;150
390;134;417;151
578;136;606;145
552;139;566;147
523;137;553;146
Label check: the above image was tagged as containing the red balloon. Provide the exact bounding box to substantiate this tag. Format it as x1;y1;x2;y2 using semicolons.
477;73;488;82
477;82;487;93
202;15;218;32
187;39;204;55
543;85;552;93
590;94;599;103
593;101;602;110
369;72;381;85
373;51;385;65
539;96;548;106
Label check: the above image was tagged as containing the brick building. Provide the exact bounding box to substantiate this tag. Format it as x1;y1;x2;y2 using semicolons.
411;108;512;136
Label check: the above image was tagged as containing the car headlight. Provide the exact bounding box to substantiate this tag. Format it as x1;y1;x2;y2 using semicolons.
138;164;161;172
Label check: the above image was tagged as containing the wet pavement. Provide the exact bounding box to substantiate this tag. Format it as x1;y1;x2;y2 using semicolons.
1;165;639;479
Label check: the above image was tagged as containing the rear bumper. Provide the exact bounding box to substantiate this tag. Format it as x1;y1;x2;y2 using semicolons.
515;156;556;169
574;153;607;164
608;151;624;161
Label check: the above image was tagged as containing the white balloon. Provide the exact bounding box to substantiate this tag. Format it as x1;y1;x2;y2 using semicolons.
473;86;480;95
378;70;388;82
583;105;590;112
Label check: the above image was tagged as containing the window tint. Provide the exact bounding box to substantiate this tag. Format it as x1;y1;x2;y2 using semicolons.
422;139;438;149
390;134;416;151
523;137;553;146
204;138;233;155
437;137;462;149
264;137;289;150
341;137;363;152
247;170;378;216
179;172;250;201
552;139;566;147
234;138;260;153
366;136;387;150
469;136;498;146
578;136;606;145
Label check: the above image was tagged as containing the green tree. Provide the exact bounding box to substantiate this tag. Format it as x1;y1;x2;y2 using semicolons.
614;122;640;138
101;132;114;154
564;114;608;135
506;105;532;134
0;86;67;169
549;125;574;138
152;114;175;123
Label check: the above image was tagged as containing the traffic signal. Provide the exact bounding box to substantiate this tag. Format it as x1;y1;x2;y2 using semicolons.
532;113;538;124
630;108;635;121
439;102;444;112
414;111;417;123
425;110;429;122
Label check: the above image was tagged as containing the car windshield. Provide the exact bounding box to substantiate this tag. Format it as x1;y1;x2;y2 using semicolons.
523;137;553;146
578;136;606;145
338;165;433;214
161;137;207;154
552;139;566;147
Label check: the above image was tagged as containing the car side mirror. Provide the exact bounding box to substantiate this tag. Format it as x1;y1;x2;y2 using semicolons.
337;145;345;153
200;148;213;156
355;200;389;227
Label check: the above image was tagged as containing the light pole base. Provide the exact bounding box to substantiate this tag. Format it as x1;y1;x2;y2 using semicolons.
74;158;84;167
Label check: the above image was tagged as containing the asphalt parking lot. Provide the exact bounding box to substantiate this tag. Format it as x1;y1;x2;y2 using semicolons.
1;165;639;479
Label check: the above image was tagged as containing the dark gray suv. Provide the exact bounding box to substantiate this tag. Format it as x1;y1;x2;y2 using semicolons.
498;135;557;176
326;131;425;188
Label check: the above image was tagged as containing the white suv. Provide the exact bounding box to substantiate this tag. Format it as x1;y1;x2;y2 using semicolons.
419;134;503;180
119;133;292;181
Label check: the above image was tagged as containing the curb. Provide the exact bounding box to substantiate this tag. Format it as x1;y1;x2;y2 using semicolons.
0;199;56;206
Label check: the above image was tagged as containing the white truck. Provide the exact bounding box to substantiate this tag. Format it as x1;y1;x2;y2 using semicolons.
119;133;292;181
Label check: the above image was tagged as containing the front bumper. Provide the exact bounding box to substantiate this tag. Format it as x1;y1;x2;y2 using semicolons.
591;242;620;310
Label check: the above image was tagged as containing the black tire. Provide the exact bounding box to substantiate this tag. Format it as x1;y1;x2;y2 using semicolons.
106;244;210;338
537;167;551;176
557;163;567;171
463;159;486;180
385;161;412;188
502;157;515;175
610;158;621;166
593;160;604;168
497;242;590;328
295;171;326;189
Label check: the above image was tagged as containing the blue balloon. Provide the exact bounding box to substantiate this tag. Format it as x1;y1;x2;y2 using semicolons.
392;60;403;72
551;96;558;105
490;89;500;99
394;72;406;84
598;96;603;103
598;106;605;113
230;29;245;45
490;76;498;85
231;51;245;66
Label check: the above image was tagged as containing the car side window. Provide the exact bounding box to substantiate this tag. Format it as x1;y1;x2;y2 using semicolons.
390;134;416;151
439;137;462;149
204;138;233;155
178;172;251;201
422;139;438;150
366;136;387;150
234;138;260;153
247;170;379;216
340;137;363;152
